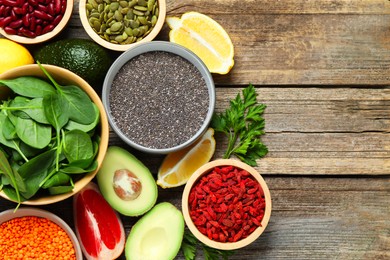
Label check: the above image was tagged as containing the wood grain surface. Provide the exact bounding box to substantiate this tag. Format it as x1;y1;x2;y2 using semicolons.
1;0;389;259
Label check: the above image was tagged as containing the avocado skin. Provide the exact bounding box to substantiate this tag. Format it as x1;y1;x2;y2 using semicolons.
96;146;158;217
34;39;112;87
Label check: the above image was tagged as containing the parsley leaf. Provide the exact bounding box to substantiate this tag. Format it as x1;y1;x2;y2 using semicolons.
211;84;268;166
181;230;234;260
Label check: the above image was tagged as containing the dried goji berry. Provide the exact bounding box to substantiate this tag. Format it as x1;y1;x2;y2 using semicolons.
188;165;266;243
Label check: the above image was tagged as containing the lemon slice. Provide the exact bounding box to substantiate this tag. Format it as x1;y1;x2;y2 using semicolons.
157;128;216;188
166;12;234;74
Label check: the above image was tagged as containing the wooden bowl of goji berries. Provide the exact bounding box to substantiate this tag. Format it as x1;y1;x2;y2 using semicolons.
0;207;82;259
0;0;73;44
182;159;272;250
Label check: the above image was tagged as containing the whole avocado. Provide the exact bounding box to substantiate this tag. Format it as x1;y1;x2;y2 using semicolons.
34;39;112;87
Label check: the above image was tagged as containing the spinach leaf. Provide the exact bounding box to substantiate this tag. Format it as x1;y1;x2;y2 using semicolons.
41;172;70;189
0;77;56;98
0;150;22;206
11;98;49;124
3;116;17;140
43;93;69;130
0;114;28;162
63;129;93;163
48;185;73;195
43;93;69;170
15;117;51;149
61;85;96;124
65;103;100;132
61;160;98;174
37;62;95;124
18;149;56;199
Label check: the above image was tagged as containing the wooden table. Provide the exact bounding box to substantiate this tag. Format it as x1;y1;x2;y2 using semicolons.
1;0;390;259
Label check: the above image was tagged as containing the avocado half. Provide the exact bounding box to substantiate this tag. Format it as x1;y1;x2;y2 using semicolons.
125;202;185;260
96;146;158;216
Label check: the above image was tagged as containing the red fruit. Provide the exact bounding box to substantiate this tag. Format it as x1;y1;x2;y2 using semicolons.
74;182;125;260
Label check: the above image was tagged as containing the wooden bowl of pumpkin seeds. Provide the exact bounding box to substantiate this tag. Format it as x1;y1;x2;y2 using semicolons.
79;0;166;51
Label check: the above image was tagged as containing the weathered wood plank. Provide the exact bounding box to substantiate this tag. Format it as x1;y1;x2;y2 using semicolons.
210;87;390;175
5;177;387;260
167;0;390;15
60;0;390;85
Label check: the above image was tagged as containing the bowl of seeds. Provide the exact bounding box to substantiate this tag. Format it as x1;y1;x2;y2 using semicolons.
79;0;166;51
182;159;272;250
102;41;215;154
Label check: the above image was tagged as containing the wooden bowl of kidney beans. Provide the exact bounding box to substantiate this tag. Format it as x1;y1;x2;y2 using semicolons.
182;159;272;250
0;0;73;44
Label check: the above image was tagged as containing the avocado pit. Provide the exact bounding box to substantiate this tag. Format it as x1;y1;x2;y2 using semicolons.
113;169;142;201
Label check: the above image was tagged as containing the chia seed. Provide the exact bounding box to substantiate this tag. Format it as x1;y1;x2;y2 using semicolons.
109;51;210;149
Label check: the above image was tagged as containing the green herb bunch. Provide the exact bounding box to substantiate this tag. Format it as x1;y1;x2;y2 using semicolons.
0;62;100;208
181;230;234;260
211;84;268;166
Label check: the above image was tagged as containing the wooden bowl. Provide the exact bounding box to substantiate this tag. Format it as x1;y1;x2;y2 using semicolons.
0;64;109;205
0;0;73;44
79;0;166;51
0;207;83;259
182;159;272;250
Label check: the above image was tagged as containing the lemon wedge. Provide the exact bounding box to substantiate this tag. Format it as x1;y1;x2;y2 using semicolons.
166;12;234;74
157;128;216;188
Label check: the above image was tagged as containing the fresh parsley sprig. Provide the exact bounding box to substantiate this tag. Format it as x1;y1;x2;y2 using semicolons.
211;84;268;166
181;230;234;260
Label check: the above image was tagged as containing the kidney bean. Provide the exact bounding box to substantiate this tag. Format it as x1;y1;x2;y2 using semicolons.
36;3;46;11
2;0;18;7
60;0;65;14
4;26;17;34
47;3;54;15
20;27;36;37
33;10;52;20
22;13;29;27
8;19;22;28
35;24;42;35
12;6;23;14
27;0;37;6
53;0;60;14
0;16;13;27
29;16;36;31
42;24;53;34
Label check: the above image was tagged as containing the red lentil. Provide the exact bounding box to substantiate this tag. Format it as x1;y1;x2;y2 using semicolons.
189;165;266;243
0;216;76;260
0;0;67;38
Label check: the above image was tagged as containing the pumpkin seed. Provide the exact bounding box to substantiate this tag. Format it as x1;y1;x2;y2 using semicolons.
110;2;119;11
85;0;160;45
134;5;147;11
132;9;144;16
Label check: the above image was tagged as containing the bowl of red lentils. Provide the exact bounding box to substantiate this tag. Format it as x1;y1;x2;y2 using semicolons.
0;207;82;259
182;159;272;250
0;0;73;44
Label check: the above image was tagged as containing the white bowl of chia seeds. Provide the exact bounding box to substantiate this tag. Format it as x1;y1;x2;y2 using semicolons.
102;41;215;154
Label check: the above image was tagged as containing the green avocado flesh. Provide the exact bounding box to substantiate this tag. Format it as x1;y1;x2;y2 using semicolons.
96;146;158;216
125;202;185;260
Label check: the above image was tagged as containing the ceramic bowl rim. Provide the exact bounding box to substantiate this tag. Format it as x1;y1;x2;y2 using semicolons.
181;159;272;250
102;41;216;154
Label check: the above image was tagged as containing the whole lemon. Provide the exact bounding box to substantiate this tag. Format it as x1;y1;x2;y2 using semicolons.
0;39;34;75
